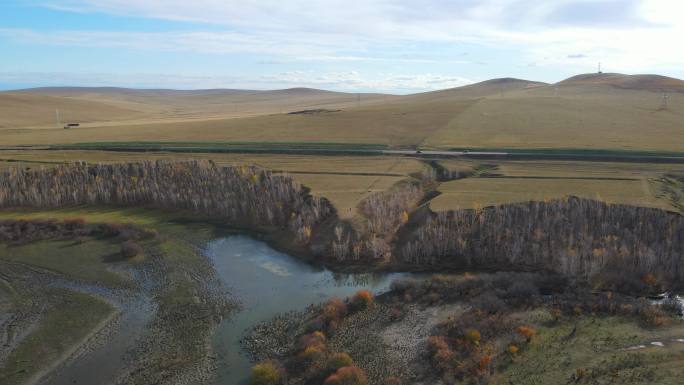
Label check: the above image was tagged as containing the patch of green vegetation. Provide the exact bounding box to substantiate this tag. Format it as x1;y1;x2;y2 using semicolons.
65;141;388;149
0;239;129;287
51;141;388;155
155;230;213;309
497;316;684;385
447;147;684;158
0;290;115;385
0;206;201;227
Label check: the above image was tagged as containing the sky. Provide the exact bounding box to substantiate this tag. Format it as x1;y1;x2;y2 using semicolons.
0;0;683;93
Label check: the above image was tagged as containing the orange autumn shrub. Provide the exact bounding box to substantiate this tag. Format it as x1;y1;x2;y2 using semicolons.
299;331;327;349
298;344;326;363
350;290;374;311
323;298;347;326
516;326;536;341
324;365;368;385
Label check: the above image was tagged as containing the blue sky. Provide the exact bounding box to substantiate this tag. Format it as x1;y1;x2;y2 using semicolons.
1;0;682;93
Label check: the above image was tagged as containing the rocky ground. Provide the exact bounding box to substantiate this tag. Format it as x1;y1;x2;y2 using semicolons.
242;293;465;384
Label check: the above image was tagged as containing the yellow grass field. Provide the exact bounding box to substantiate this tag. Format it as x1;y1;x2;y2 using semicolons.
430;159;684;212
2;74;682;152
423;88;684;150
1;88;397;129
430;177;670;211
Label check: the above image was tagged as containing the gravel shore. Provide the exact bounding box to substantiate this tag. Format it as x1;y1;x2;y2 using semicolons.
242;295;465;385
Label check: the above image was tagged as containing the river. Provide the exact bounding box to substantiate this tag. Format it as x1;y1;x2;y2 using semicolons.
206;235;414;385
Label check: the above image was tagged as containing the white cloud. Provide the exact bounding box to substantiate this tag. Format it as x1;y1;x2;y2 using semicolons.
27;1;684;74
0;71;473;93
3;0;682;91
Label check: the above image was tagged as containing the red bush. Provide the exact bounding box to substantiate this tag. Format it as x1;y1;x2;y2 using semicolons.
324;366;368;385
64;217;86;229
477;355;492;372
320;297;347;332
427;335;449;353
121;240;143;258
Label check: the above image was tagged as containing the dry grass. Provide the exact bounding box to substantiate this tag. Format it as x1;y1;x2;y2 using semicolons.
423;89;684;151
0;99;473;147
1;88;397;130
2;79;683;152
0;92;143;129
430;177;670;211
438;159;684;178
430;159;683;211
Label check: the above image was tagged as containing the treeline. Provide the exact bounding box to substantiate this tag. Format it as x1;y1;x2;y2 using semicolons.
331;181;423;262
0;160;332;244
400;197;684;288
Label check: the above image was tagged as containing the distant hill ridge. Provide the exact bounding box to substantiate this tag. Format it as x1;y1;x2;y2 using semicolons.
558;73;684;92
12;86;387;97
7;72;684;95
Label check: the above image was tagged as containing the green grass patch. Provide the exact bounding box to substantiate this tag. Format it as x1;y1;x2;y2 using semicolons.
0;290;115;385
0;206;203;227
497;316;684;385
0;238;129;287
51;141;388;155
446;147;684;158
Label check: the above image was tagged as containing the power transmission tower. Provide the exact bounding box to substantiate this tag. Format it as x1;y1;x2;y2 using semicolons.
659;93;670;110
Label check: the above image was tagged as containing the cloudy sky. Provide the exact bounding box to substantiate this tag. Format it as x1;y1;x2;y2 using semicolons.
1;0;682;93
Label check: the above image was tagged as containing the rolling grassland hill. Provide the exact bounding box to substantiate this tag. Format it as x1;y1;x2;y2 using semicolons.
0;73;681;152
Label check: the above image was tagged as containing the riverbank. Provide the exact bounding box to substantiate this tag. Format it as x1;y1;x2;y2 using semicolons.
0;211;238;385
242;272;684;385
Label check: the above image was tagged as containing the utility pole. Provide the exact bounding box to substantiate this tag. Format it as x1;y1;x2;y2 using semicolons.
598;62;602;74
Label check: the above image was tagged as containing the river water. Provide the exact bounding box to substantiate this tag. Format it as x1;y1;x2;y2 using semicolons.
38;235;413;385
206;235;414;385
